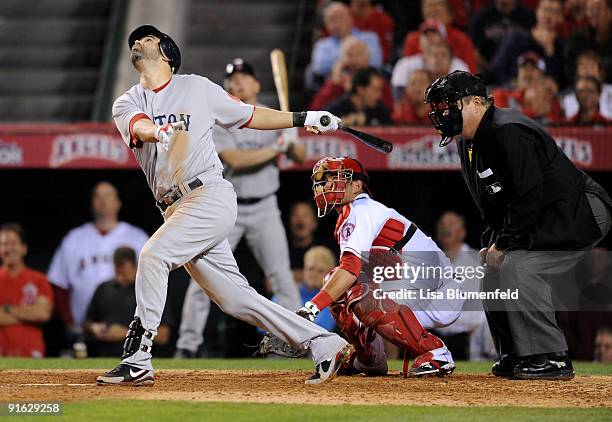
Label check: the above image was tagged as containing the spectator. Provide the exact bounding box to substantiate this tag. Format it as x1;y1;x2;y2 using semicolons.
298;246;337;331
0;223;53;357
562;50;612;119
432;212;496;361
594;327;612;362
493;52;564;124
326;66;392;126
47;182;149;335
564;0;612;86
566;77;611;125
310;37;393;111
423;42;460;81
309;1;382;80
402;1;477;72
289;201;324;284
391;21;469;97
488;0;565;87
349;0;394;63
392;69;433;125
83;247;171;357
558;0;589;40
468;0;536;71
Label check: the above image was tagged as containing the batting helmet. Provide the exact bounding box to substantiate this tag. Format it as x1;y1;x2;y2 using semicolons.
128;25;181;74
311;156;370;217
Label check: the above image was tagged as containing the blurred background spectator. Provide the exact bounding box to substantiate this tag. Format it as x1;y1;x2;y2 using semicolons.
392;69;433;125
488;0;565;87
47;182;149;345
566;76;611;125
564;0;612;87
594;327;612;362
308;1;382;87
310;37;393;111
559;0;589;40
469;0;536;74
562;50;612;119
392;21;469;97
431;212;496;361
297;246;337;331
83;247;171;357
326;66;392;126
349;0;394;64
0;223;53;357
402;1;477;72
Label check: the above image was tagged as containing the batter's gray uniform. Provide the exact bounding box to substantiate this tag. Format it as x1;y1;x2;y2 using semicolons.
177;104;301;354
112;74;346;370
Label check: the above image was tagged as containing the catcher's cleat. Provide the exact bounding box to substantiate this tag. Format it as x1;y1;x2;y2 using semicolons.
306;344;355;385
408;351;456;378
96;363;154;386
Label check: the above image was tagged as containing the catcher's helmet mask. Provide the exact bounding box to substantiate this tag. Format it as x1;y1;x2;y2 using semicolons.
128;25;181;74
311;157;370;217
424;70;489;147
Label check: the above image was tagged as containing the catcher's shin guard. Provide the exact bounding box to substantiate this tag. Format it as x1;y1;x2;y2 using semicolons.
351;284;447;376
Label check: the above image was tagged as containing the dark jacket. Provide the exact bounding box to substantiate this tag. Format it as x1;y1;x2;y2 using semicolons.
457;106;611;251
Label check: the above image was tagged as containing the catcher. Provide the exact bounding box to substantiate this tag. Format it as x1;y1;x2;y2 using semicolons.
261;156;464;377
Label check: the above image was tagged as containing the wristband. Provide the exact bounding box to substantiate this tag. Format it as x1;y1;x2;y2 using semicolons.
311;290;333;311
292;111;307;127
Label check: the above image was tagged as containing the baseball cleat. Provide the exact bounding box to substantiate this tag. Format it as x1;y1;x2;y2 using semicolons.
306;344;355;385
408;352;455;378
96;363;154;386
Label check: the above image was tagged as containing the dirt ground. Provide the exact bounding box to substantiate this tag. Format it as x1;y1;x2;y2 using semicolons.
0;369;610;408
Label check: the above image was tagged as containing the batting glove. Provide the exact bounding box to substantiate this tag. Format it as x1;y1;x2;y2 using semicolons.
154;121;186;151
296;301;320;322
304;111;341;134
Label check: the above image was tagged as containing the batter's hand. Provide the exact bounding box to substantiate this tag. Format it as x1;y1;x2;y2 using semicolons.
155;121;186;151
296;301;319;322
304;111;341;134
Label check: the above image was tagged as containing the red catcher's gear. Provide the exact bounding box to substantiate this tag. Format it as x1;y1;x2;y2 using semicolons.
311;156;370;217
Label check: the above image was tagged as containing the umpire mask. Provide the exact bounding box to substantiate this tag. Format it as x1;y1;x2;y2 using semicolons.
424;71;488;147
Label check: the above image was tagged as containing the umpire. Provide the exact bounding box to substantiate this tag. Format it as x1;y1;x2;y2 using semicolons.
424;70;612;380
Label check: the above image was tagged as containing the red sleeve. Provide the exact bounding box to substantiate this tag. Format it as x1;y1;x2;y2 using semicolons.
129;113;151;149
339;251;362;276
402;32;421;57
310;80;345;109
451;29;477;73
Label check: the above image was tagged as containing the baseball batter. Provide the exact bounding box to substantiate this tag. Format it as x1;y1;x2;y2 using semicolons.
294;157;462;377
96;25;352;386
175;59;302;357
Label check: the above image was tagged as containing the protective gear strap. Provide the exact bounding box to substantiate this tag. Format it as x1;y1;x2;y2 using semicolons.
121;316;154;360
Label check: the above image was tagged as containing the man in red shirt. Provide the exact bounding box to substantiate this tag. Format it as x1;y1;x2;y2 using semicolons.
0;224;53;357
402;1;477;72
349;0;395;62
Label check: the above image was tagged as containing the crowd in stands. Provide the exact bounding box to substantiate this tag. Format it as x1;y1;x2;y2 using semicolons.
308;0;611;127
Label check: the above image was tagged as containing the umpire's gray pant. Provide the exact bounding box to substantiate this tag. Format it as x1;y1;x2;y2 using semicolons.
483;192;611;357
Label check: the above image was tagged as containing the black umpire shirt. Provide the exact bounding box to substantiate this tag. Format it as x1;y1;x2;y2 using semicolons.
457;106;611;251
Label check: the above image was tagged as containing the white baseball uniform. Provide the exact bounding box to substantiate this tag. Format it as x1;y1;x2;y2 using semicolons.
47;222;149;328
336;193;462;329
176;105;301;354
113;74;346;369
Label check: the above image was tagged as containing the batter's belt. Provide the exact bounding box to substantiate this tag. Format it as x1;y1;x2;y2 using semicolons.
157;178;203;211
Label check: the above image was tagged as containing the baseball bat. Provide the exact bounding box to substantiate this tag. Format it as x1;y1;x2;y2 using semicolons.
270;49;290;111
319;115;394;154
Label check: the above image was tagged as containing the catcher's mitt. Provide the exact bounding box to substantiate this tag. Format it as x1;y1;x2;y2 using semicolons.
256;332;308;358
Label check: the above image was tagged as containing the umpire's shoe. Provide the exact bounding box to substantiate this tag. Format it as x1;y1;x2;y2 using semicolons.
306;344;355;385
97;363;154;386
492;353;519;378
513;352;575;380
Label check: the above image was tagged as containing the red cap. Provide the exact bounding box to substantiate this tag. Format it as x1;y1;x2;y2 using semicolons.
419;18;447;39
